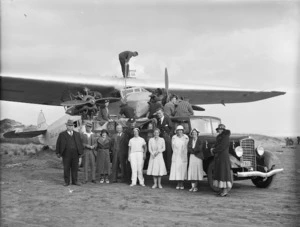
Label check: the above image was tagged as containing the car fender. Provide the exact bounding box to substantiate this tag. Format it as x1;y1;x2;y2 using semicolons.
262;150;280;170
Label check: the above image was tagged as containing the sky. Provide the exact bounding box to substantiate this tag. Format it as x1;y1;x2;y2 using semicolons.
1;0;299;136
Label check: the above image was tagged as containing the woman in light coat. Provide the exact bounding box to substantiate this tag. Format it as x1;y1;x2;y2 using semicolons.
169;125;189;190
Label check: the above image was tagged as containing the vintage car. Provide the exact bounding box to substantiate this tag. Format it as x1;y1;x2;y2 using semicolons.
169;116;283;190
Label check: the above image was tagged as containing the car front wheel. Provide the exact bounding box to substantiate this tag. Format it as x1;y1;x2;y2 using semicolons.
251;174;274;188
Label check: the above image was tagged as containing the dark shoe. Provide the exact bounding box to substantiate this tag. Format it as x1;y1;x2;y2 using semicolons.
63;183;69;186
72;182;81;186
91;180;96;184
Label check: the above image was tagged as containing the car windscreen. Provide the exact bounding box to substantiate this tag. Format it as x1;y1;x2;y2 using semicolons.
211;118;221;135
172;119;190;135
190;118;213;135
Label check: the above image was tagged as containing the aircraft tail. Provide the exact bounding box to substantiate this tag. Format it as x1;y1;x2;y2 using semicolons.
37;111;48;130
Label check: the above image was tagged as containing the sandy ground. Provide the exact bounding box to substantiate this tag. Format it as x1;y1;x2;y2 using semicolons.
1;145;300;227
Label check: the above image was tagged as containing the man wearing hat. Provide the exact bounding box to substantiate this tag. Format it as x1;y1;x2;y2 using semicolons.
81;121;97;184
56;119;84;186
98;99;112;121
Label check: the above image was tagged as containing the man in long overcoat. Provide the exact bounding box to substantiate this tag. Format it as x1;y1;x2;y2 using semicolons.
56;119;83;186
111;124;130;183
156;108;173;173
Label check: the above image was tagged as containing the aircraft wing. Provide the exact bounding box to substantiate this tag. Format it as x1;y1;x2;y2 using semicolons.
1;75;118;106
166;88;286;105
3;130;47;138
1;74;285;106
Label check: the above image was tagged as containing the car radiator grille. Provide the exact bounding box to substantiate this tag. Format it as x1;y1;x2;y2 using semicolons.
240;138;256;170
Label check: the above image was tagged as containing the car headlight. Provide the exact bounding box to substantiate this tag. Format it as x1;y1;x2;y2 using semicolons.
256;146;264;156
235;146;243;157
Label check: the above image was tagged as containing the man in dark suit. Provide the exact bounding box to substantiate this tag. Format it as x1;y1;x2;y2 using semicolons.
156;108;173;173
81;121;97;184
119;51;138;78
111;124;130;183
56;119;84;186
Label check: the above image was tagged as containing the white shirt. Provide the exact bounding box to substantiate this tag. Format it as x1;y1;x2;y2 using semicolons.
68;131;73;136
160;116;164;124
129;136;146;153
192;138;197;149
84;131;93;138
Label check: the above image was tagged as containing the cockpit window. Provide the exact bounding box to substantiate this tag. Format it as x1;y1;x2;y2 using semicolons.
121;89;134;97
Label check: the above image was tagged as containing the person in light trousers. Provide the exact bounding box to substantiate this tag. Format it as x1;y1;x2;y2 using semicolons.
128;128;147;187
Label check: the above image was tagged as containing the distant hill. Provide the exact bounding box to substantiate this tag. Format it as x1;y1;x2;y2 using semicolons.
0;118;40;144
248;134;285;150
0;119;24;133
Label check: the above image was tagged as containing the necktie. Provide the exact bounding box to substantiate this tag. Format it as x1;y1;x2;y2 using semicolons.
70;131;73;136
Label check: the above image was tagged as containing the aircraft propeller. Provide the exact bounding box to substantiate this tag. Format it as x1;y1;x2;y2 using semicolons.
165;68;169;98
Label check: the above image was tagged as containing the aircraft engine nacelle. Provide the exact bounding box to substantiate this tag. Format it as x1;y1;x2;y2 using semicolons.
122;88;152;118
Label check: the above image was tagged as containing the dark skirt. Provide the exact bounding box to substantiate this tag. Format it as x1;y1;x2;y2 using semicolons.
213;154;232;189
96;149;111;175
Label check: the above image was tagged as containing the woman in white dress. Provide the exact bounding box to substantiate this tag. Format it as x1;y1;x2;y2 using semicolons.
147;128;167;189
169;125;189;190
187;128;204;192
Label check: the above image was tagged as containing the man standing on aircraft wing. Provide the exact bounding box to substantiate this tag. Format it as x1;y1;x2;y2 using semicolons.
119;51;138;78
174;97;194;117
56;120;84;186
81;121;97;184
164;94;178;117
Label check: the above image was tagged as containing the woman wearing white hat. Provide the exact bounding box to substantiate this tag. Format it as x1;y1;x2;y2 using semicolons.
169;125;189;189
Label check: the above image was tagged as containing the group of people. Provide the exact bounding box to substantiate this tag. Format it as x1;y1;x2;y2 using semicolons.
56;107;233;197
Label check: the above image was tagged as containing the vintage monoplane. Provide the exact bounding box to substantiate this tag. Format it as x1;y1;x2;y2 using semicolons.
1;68;285;116
1;68;285;147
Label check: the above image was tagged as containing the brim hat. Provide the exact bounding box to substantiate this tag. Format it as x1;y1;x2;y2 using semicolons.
216;124;226;131
133;127;140;132
175;125;184;133
190;128;200;136
100;129;109;136
66;119;74;126
85;121;92;127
